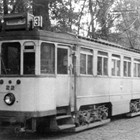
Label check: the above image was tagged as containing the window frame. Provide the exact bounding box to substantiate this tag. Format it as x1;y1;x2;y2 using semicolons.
40;42;55;75
111;54;121;77
57;46;69;75
123;57;131;77
1;42;21;75
23;41;36;75
134;59;140;77
97;51;108;76
80;47;93;75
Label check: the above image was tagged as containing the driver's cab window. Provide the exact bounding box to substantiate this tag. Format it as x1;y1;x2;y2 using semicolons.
23;42;35;75
57;47;68;74
41;43;55;74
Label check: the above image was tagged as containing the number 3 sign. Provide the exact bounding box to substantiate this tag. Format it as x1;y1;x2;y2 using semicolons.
34;16;43;27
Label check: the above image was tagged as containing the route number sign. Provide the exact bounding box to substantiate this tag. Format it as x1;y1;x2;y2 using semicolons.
34;16;42;28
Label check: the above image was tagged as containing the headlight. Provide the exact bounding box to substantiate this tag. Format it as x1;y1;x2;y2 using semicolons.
4;93;15;105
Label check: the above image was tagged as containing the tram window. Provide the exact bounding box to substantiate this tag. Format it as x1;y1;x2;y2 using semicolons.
24;52;35;74
97;51;108;76
1;42;20;75
123;57;131;77
111;55;120;76
88;55;93;74
97;57;102;75
134;59;140;77
41;43;55;74
80;48;93;75
80;54;86;74
57;48;68;74
25;46;34;50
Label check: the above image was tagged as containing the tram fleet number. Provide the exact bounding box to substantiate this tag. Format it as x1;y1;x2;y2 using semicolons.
6;85;15;90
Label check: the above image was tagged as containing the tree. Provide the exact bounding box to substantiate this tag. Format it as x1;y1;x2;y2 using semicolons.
50;0;79;32
33;0;52;30
2;0;140;49
11;0;32;13
88;0;96;38
95;0;115;40
74;0;116;39
3;0;8;14
2;0;57;30
3;0;32;14
112;0;140;48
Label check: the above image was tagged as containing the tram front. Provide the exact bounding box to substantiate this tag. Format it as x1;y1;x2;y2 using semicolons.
0;39;39;126
0;13;56;132
0;13;76;132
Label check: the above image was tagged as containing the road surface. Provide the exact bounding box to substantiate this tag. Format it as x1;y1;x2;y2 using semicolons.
0;115;140;140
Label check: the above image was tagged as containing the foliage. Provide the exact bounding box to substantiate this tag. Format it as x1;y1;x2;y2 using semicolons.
3;0;32;14
95;0;115;39
33;0;51;30
112;0;140;48
1;0;140;48
86;0;116;39
50;0;79;32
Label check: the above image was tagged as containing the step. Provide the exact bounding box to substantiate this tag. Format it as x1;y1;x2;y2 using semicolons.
58;124;75;130
56;115;72;120
126;111;140;117
71;119;110;132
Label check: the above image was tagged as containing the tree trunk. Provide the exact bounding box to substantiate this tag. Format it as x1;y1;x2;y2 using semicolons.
33;0;51;30
88;0;96;38
4;0;8;14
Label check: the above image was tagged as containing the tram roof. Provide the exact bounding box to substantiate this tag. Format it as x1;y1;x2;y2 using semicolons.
0;29;140;54
0;30;78;44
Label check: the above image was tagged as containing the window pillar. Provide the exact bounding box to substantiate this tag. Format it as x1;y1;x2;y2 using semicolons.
120;55;123;77
131;58;134;77
108;53;112;77
93;50;97;76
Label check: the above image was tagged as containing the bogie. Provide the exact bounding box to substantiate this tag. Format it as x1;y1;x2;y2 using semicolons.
75;103;110;127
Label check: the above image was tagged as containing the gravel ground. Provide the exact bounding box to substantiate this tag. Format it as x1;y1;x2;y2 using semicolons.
1;115;140;140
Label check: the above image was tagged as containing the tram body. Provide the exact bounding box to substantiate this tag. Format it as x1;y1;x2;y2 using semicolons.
0;13;140;132
0;31;74;120
76;38;140;116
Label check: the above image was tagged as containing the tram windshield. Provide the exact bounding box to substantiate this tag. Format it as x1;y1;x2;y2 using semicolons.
1;42;20;75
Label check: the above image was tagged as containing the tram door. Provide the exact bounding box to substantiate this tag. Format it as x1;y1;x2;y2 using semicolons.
56;45;74;110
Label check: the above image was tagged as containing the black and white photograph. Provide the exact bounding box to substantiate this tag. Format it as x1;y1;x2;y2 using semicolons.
0;0;140;139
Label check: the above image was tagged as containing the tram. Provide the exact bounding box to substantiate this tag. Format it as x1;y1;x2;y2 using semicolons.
0;13;140;133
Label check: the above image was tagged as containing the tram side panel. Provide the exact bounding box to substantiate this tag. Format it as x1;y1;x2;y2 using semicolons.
35;77;56;113
76;76;132;116
19;78;38;112
132;79;140;99
109;78;132;115
54;76;71;107
37;76;70;112
76;77;110;110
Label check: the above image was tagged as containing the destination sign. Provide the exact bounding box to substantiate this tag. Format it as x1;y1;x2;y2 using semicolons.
3;13;34;30
6;18;26;26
